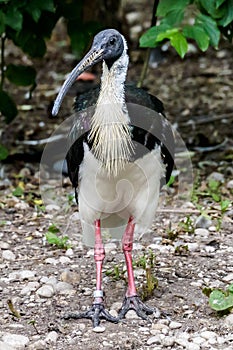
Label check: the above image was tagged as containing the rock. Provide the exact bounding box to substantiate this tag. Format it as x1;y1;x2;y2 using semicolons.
45;258;58;265
187;342;200;350
147;335;161;345
36;285;54;298
59;256;71;264
55;281;74;294
2;334;29;349
169;321;182;329
125;310;140;319
161;336;175;347
20;270;36;280
200;330;217;340
2;250;16;261
14;201;30;210
45;204;61;211
195;215;212;229
193;336;205;344
0;341;15;350
45;331;59;344
0;241;10;249
227;180;233;189
65;248;74;256
223;273;233;282
207;172;224;183
93;326;106;333
194;228;209;237
224;313;233;326
104;242;117;253
60;270;81;284
21;282;40;295
28;340;46;350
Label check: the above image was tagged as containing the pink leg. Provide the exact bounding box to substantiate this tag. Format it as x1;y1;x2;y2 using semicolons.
118;216;155;320
93;219;105;303
63;219;118;327
122;216;137;297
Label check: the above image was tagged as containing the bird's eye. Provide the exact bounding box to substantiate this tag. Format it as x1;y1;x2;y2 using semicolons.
109;37;116;45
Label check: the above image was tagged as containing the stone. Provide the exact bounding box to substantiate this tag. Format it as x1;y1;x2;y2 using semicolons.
187;342;200;350
65;248;74;256
227;180;233;189
223;273;233;282
2;250;16;261
207;172;224;183
200;330;217;340
2;334;29;349
45;204;61;211
20;270;36;280
45;331;59;344
195;215;212;229
60;270;80;284
169;321;182;329
55;281;74;294
59;256;71;264
147;335;161;345
161;336;175;347
224;313;233;326
194;228;209;237
0;342;15;350
36;285;54;298
93;326;106;333
14;201;29;210
125;310;140;319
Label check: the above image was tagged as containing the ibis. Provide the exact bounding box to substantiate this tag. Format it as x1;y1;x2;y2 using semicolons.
52;29;174;327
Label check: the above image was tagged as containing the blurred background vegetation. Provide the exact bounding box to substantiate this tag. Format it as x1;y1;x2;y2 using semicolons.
0;0;232;159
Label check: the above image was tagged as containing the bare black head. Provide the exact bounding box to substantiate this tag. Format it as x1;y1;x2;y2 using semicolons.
52;29;125;116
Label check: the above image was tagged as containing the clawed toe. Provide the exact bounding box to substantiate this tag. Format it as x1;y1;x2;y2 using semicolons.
63;303;118;328
118;296;156;320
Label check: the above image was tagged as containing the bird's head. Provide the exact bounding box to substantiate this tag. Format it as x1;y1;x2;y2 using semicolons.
52;29;126;116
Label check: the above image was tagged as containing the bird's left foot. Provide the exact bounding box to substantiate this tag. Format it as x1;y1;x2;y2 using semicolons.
118;295;155;320
63;303;119;328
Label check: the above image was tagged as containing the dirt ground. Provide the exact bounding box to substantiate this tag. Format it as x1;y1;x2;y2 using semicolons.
0;4;233;350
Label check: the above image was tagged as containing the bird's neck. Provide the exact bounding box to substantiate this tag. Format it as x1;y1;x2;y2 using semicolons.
88;50;134;177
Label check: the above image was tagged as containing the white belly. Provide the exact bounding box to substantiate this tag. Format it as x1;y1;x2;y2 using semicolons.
78;144;165;246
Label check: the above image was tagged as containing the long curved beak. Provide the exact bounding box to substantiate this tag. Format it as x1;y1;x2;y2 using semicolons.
51;47;104;116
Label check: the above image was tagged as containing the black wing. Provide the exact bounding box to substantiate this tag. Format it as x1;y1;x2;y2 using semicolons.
66;85;174;190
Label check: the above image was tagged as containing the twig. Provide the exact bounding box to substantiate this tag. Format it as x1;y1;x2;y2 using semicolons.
157;208;219;215
137;0;159;88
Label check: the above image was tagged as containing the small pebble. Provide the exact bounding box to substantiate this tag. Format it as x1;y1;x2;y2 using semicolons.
125;310;140;319
55;281;74;293
59;256;71;264
207;171;224;183
227;179;233;189
0;341;15;350
60;270;80;284
169;321;182;329
36;285;54;298
223;273;233;282
45;331;59;344
93;326;106;333
14;201;29;210
194;228;209;237
65;248;74;256
187;342;200;350
45;204;61;211
195;215;212;229
224;313;233;326
2;334;29;348
2;250;16;261
147;335;161;345
200;330;217;340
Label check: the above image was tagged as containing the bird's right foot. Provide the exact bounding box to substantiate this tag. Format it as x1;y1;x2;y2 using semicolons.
63;303;118;328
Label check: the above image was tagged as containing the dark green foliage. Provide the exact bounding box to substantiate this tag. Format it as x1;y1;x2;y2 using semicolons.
140;0;233;58
0;0;100;123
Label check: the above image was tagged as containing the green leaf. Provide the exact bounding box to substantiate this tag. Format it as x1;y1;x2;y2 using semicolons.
161;9;185;26
48;224;60;234
5;7;23;31
12;186;24;197
209;289;233;311
14;30;46;57
199;0;224;19
221;199;230;212
216;0;226;8
218;0;233;26
170;32;188;58
183;24;210;51
0;10;5;35
5;64;36;86
0;144;8;161
0;90;17;123
196;13;220;47
139;24;171;47
157;0;191;16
